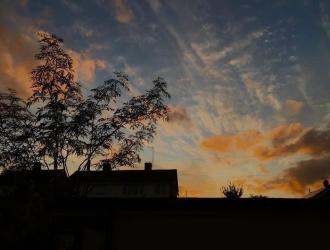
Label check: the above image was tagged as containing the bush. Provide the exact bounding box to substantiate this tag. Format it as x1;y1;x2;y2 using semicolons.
221;183;243;199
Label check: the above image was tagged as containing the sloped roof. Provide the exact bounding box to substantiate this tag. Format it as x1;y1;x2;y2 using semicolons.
307;187;330;199
0;168;179;195
70;169;177;182
0;169;67;184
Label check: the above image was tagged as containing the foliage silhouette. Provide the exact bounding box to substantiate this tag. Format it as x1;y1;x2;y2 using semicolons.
0;90;38;170
249;194;268;199
221;182;243;199
0;32;170;173
29;32;83;172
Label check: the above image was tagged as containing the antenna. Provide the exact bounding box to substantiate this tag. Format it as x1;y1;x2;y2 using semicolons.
151;146;155;166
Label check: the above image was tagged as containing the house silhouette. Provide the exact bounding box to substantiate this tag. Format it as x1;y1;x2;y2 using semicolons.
0;162;179;198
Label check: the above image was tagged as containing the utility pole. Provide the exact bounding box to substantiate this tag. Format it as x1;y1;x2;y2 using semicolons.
151;146;155;166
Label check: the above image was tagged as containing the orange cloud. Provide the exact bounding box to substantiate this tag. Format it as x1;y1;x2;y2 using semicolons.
284;99;304;115
233;176;306;196
0;18;37;97
255;126;330;160
114;0;134;23
69;50;107;82
233;154;330;196
201;123;319;161
201;130;263;153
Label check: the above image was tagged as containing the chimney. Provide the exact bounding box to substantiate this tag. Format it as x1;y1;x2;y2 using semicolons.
145;162;152;171
32;162;42;172
102;160;111;172
323;179;330;189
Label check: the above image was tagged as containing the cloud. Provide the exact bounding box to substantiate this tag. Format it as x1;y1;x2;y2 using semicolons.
201;123;307;156
201;130;263;153
284;99;304;116
200;122;330;170
255;126;330;160
0;9;37;97
239;155;330;196
158;106;193;137
167;106;192;127
69;50;107;82
285;155;330;187
114;0;134;23
242;73;282;111
233;176;305;196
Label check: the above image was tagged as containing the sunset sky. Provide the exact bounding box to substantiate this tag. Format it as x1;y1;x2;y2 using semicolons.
1;0;330;197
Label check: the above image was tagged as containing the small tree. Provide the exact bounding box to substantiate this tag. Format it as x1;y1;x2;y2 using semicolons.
29;32;82;172
221;182;243;199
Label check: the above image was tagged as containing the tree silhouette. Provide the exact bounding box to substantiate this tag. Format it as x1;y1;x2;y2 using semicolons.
0;90;38;170
29;32;83;172
0;32;170;173
221;183;243;199
73;73;170;171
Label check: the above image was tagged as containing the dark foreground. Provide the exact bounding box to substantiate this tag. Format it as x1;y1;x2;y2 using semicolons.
1;198;330;250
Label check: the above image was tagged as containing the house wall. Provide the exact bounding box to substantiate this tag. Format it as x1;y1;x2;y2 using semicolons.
76;182;175;198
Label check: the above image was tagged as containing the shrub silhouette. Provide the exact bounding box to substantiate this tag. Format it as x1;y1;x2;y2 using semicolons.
221;183;243;199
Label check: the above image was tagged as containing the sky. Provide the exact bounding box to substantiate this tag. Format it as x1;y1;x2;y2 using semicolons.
0;0;330;197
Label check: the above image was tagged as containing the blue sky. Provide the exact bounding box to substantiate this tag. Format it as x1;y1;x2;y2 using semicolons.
1;0;330;197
